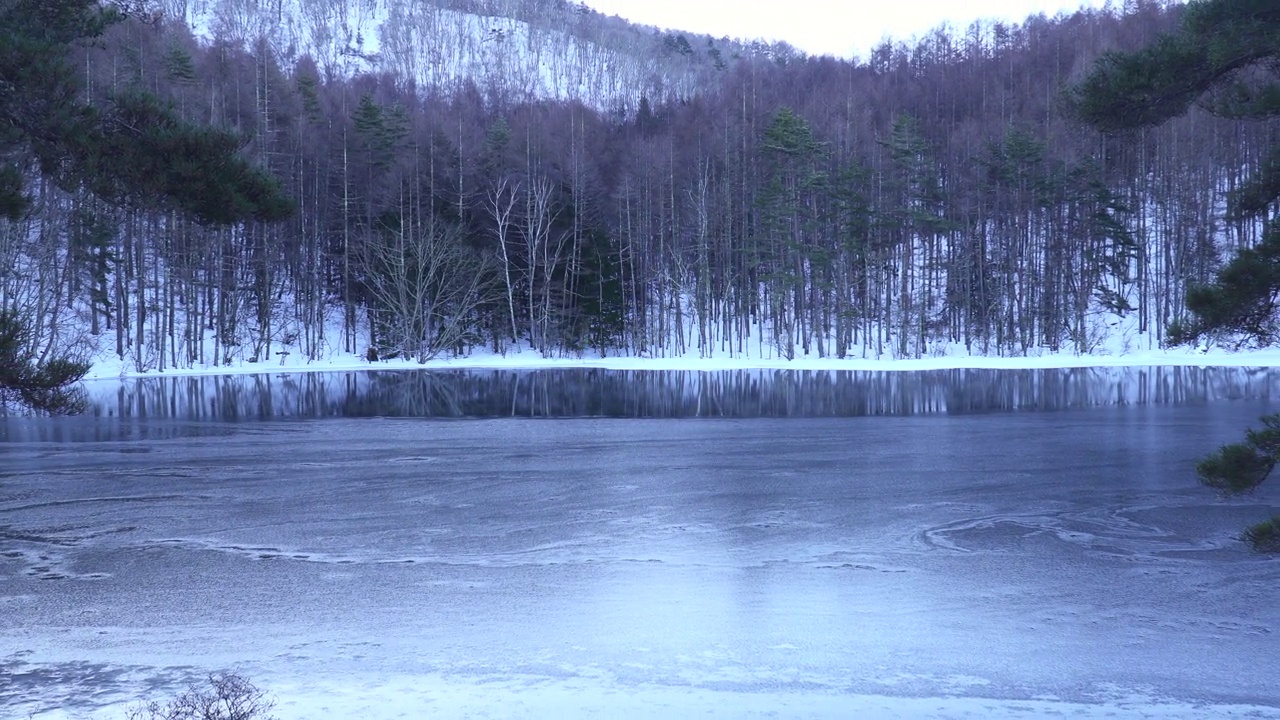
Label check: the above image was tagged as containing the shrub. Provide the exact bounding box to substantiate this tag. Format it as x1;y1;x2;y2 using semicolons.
1242;516;1280;554
124;673;275;720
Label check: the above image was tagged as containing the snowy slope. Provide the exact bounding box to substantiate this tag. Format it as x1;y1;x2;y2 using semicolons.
158;0;729;106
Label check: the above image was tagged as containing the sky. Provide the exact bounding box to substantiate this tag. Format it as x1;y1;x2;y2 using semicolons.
579;0;1117;58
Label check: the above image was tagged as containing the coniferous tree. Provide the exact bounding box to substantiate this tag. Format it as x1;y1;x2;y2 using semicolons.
0;0;293;224
1074;0;1280;346
1;0;293;411
0;309;88;414
757;108;827;357
1075;0;1280;551
880;114;951;357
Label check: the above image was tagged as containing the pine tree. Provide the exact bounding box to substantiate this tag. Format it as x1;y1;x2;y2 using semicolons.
0;0;294;224
880;114;952;357
757;108;827;357
1074;0;1280;551
0;310;89;415
1;0;295;413
1074;0;1280;346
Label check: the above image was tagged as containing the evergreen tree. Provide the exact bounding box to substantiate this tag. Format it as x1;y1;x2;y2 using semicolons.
879;114;952;357
757;108;827;357
1075;0;1280;551
0;0;293;224
0;310;89;415
1195;413;1280;552
1074;0;1280;346
1;0;294;412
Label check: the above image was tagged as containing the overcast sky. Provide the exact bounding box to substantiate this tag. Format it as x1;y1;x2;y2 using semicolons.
579;0;1119;58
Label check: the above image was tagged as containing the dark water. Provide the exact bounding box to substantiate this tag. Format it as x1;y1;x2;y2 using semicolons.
4;366;1280;442
2;368;1279;718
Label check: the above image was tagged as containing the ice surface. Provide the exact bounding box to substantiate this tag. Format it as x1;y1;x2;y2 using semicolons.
2;371;1279;719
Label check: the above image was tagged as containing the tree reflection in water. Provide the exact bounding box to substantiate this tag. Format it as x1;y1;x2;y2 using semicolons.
76;366;1280;421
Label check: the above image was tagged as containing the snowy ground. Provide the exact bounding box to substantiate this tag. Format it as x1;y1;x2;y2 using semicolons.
3;389;1279;719
72;287;1280;382
80;342;1280;382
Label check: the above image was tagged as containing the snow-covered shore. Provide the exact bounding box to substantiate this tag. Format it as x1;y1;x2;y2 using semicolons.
81;343;1280;382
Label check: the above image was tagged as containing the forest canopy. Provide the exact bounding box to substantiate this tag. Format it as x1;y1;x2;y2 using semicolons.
0;0;1275;387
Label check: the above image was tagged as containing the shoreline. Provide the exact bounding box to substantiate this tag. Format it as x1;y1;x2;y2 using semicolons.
81;346;1280;382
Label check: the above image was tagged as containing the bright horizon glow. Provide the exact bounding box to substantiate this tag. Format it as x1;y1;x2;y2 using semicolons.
579;0;1122;58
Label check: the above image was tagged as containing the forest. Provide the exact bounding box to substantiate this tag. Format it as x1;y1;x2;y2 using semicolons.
1;0;1273;373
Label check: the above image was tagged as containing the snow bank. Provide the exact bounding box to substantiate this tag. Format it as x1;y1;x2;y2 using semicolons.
81;343;1280;381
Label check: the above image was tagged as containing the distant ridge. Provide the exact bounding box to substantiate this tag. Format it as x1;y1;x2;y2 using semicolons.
157;0;765;107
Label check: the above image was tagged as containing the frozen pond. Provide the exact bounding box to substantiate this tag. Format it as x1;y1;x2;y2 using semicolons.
3;367;1279;719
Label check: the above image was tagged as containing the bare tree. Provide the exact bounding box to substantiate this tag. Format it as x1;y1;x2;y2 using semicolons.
365;219;496;362
124;672;275;720
522;175;565;354
487;176;522;342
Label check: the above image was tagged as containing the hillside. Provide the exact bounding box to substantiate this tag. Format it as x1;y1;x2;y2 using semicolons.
157;0;757;107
